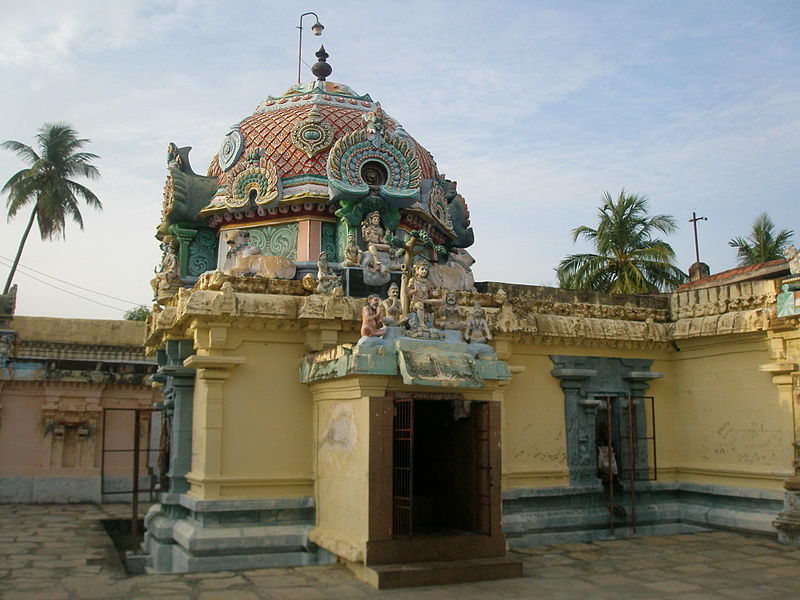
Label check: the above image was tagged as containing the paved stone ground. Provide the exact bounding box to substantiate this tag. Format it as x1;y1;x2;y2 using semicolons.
1;504;800;599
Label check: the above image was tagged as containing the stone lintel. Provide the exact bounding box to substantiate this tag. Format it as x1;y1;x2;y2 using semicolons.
759;361;799;375
624;370;664;382
184;355;245;371
550;368;597;381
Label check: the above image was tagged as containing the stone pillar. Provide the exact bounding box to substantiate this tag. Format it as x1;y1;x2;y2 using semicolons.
761;362;800;544
169;224;198;278
182;354;244;498
551;361;599;485
152;339;195;494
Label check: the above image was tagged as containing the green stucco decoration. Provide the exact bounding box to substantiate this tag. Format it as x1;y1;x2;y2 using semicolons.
187;228;217;277
246;223;299;259
334;194;400;234
168;223;197;278
321;222;338;262
161;143;217;231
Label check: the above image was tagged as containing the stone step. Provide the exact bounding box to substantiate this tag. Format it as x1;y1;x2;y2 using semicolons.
357;555;523;589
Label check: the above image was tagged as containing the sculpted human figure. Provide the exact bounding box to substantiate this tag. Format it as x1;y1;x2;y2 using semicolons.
150;242;180;299
315;252;341;294
0;334;14;366
381;282;403;326
785;245;800;275
464;302;492;344
361;211;391;272
341;232;362;268
438;291;465;331
360;294;386;337
407;261;443;328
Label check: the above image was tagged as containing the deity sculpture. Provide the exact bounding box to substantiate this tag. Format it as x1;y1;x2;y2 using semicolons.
464;302;492;344
406;260;443;329
380;282;403;326
785;245;800;276
341;231;362;268
0;333;14;367
360;294;386;338
361;211;392;273
437;291;465;331
315;252;342;294
150;241;181;300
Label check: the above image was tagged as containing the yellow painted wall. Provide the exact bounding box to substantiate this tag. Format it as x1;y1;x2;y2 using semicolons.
501;342;674;489
668;334;792;489
179;317;793;502
313;393;371;556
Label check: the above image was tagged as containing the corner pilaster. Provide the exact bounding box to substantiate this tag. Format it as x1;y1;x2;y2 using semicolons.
183;354;244;498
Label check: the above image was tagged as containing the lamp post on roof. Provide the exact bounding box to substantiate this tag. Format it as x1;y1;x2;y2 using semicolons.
297;12;324;84
689;211;708;264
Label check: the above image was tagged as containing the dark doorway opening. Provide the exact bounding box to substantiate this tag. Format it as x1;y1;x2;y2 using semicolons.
393;399;490;538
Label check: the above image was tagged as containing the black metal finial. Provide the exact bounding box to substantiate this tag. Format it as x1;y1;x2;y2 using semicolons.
311;45;332;81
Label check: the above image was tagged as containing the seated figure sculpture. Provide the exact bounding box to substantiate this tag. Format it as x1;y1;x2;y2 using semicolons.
406;260;443;330
315;252;342;294
360;294;386;337
341;232;362;268
150;241;180;300
381;282;403;326
464;302;492;344
438;290;465;331
361;211;392;273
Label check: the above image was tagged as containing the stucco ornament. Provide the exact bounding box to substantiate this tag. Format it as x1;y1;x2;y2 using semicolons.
429;248;476;292
221;229;296;279
218;127;245;171
438;291;465;332
360;294;386;337
406;260;443;330
381;282;403;326
464;302;492;345
360;211;393;274
291;104;335;158
315;252;342;294
327;104;421;229
150;239;181;302
785;245;800;275
229;154;282;209
340;232;362;268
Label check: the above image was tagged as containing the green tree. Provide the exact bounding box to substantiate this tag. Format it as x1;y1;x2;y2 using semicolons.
728;213;793;266
123;305;152;321
556;190;687;293
1;123;101;294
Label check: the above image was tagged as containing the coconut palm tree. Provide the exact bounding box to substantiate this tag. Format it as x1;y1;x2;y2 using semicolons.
728;213;793;267
1;123;101;294
556;190;687;293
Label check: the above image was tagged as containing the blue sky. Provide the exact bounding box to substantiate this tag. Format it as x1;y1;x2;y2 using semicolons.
1;1;798;318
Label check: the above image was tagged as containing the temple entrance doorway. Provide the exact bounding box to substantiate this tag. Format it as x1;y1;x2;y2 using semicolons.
392;398;491;538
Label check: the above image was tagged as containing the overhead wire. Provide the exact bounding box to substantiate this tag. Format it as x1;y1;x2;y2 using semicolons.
0;256;144;312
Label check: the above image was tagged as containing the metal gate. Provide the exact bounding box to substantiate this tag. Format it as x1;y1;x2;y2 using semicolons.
392;398;414;537
593;394;656;534
100;407;162;551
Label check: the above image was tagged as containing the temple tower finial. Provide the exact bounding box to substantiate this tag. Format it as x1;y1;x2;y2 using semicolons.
311;45;332;81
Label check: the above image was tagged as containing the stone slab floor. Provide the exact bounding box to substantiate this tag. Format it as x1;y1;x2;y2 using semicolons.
1;504;799;599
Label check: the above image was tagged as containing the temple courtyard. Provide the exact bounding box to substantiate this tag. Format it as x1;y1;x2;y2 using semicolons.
0;503;797;599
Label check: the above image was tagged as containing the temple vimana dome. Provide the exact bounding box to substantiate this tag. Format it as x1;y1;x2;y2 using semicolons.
138;41;800;589
154;46;475;302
